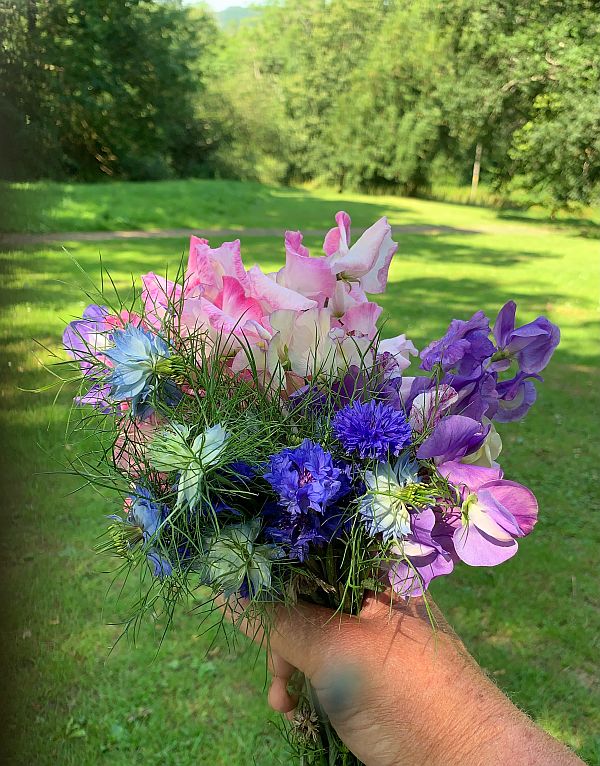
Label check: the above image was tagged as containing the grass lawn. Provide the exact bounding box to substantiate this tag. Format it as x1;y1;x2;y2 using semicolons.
1;182;599;765
2;178;599;237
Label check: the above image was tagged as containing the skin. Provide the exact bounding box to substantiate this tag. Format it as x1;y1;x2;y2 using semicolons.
224;593;585;766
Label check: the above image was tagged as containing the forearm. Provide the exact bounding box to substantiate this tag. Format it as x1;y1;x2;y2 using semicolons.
361;602;585;766
301;598;584;766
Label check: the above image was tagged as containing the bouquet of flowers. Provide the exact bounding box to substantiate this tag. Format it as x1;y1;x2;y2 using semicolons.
61;212;559;765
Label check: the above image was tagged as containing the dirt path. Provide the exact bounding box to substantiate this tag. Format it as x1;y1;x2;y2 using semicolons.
0;223;479;248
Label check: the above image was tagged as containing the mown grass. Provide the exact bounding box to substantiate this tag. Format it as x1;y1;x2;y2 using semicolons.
1;178;599;237
0;186;599;765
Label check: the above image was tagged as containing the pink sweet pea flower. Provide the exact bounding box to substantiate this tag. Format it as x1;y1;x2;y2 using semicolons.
409;384;458;432
338;302;382;340
276;231;337;306
267;308;335;379
377;334;418;375
141;273;185;330
246;265;317;314
187;237;248;300
329;280;369;317
324;211;398;294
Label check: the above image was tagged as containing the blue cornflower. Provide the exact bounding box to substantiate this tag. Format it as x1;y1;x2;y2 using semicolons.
104;324;171;412
333;400;412;461
262;440;350;560
262;501;346;562
264;439;345;516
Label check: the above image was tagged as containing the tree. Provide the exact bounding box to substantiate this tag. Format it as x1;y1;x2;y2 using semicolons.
0;0;218;180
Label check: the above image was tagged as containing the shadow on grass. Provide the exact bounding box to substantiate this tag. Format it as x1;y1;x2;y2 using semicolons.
0;182;67;235
0;178;417;234
497;210;600;239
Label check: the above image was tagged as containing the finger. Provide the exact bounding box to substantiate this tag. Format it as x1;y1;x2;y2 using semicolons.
268;649;297;680
217;593;338;678
268;676;298;714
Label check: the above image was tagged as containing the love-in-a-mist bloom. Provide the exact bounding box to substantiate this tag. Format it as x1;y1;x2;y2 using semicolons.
149;423;229;509
359;454;434;541
104;324;171;412
203;520;277;598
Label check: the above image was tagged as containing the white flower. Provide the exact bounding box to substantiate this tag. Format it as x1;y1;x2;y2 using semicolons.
148;422;229;509
203;521;274;597
359;454;423;542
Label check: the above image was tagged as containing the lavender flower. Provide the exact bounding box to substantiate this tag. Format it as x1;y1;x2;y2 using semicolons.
333;400;411;460
416;415;489;464
495;372;540;422
63;304;113;376
389;509;454;597
492;301;560;374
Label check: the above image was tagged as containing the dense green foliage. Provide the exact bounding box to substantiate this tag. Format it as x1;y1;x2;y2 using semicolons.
1;0;599;206
0;0;217;180
1;185;599;763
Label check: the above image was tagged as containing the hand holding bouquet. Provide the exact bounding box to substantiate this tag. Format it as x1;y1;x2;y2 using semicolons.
61;212;559;765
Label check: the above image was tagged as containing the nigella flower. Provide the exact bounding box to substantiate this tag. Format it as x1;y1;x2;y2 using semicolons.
107;486;173;578
104;324;171;412
264;439;345;516
149;422;230;509
359;454;435;542
202;521;277;598
126;485;165;541
333;400;411;460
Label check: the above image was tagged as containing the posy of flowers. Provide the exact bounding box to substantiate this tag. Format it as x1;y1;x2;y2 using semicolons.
61;212;559;763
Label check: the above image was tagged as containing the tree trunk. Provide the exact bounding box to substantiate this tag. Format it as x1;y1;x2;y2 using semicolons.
469;142;482;204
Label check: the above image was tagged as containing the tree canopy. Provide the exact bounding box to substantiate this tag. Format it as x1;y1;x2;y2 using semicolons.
1;0;598;208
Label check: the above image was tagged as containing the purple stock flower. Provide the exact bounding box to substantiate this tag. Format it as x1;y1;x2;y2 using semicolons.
438;461;538;567
333;400;411;460
389;508;455;597
492;301;560;374
420;311;495;376
416;415;489;464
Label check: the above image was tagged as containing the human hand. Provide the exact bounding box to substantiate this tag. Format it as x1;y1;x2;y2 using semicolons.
225;592;585;766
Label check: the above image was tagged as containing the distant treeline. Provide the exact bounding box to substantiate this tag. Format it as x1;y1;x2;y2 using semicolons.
1;0;599;208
